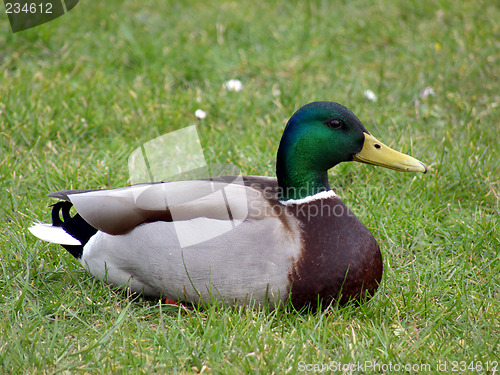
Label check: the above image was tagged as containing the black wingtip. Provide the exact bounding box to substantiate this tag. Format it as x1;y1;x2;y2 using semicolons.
51;202;97;259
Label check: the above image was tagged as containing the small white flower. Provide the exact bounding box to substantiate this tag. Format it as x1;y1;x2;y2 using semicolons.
419;87;435;99
223;79;243;92
273;88;281;96
195;109;207;119
363;89;377;102
393;328;405;337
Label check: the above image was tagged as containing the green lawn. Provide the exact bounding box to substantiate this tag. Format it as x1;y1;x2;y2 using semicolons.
1;0;499;373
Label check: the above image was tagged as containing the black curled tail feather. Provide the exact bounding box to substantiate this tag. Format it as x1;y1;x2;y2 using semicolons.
51;201;98;259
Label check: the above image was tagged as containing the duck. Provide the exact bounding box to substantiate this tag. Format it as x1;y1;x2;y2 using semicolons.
29;101;427;309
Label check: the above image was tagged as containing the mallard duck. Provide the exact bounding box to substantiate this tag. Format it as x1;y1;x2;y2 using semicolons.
30;101;426;308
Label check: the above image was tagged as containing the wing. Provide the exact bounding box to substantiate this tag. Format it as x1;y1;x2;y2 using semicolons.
53;176;281;235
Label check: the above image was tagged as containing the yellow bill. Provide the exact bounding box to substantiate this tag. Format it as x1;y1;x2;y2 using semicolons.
353;133;427;173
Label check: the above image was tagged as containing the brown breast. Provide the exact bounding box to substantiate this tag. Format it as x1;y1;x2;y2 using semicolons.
286;196;383;308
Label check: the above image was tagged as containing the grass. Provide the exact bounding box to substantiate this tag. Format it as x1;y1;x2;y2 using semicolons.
1;0;499;373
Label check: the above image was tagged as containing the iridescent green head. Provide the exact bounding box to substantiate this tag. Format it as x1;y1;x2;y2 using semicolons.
276;102;427;200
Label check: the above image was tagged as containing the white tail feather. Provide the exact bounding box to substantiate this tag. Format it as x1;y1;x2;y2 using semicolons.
29;223;82;246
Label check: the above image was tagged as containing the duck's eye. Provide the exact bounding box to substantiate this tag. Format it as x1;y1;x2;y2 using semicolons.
326;119;343;129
